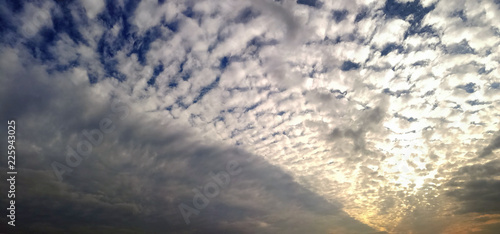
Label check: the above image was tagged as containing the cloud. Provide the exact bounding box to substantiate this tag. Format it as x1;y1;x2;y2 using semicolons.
479;134;500;157
446;160;500;215
0;37;377;233
80;0;106;19
1;0;500;233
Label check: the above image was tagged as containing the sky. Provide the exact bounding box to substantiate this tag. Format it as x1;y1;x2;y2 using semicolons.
0;0;499;233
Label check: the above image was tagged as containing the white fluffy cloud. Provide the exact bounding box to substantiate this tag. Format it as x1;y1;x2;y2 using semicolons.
80;0;105;19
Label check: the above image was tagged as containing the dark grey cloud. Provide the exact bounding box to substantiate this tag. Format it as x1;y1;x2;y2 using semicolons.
326;104;387;153
234;7;261;24
456;160;500;177
0;45;377;234
445;160;500;218
445;40;475;55
446;179;500;214
479;134;500;158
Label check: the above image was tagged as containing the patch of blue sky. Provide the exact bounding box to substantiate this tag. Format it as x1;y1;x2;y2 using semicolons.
466;100;492;106
147;63;164;86
354;7;369;23
95;0;141;82
456;83;478;93
193;77;220;104
297;0;323;8
383;0;436;37
128;25;163;65
490;83;500;90
332;10;348;23
381;43;404;56
340;61;360;71
244;102;261;113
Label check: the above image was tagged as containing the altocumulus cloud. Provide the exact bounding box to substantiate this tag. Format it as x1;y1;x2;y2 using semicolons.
0;41;377;233
0;0;500;233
